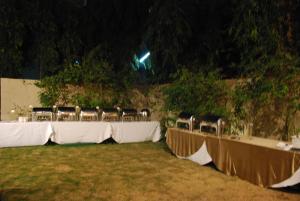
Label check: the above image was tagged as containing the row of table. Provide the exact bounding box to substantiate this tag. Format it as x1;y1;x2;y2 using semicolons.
166;128;300;188
0;121;161;148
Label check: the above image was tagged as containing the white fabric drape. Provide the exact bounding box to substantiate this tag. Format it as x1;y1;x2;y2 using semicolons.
185;142;212;165
110;121;161;143
0;121;162;147
175;142;212;165
271;167;300;188
0;122;53;148
50;122;112;144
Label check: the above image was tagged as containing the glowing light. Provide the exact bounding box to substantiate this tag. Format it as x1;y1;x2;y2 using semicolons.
139;52;150;63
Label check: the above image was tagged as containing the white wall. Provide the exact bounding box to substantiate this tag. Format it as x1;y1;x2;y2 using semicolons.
1;78;41;121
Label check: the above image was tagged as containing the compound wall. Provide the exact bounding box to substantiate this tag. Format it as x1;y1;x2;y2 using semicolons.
0;78;41;121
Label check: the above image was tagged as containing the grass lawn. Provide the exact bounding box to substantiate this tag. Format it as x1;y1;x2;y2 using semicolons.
0;141;299;201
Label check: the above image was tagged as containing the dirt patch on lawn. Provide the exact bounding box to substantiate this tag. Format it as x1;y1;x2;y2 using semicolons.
55;164;72;173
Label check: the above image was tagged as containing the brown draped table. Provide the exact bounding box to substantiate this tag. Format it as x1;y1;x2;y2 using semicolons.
166;128;300;187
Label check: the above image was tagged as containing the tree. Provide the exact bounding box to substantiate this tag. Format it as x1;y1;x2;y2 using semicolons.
164;68;229;117
23;0;60;78
145;0;192;82
228;0;281;75
229;0;300;139
0;0;25;77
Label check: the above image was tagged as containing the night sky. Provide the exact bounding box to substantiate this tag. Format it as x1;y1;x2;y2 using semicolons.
0;0;299;81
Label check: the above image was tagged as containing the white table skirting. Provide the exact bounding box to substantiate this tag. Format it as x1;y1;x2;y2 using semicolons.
271;168;300;188
0;122;53;148
176;141;212;166
0;121;162;147
50;122;112;144
110;121;161;143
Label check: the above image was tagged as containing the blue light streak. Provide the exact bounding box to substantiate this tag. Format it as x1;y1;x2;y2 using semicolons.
139;52;150;63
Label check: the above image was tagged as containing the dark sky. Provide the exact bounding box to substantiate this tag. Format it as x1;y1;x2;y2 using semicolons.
1;0;299;81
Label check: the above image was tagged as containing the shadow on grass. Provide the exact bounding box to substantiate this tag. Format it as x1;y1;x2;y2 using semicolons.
0;188;34;201
45;140;56;146
205;162;220;171
158;140;173;155
46;141;96;148
272;183;300;195
44;137;117;148
102;138;117;144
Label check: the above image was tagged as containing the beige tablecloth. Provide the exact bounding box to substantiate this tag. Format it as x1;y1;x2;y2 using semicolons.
166;128;300;187
166;128;205;157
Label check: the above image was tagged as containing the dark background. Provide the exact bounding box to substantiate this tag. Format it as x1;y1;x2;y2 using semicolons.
0;0;299;82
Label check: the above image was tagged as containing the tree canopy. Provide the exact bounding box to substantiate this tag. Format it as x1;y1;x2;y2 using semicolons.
2;0;300;138
0;0;299;81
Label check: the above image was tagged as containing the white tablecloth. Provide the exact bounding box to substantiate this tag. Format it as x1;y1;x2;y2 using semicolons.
50;122;112;144
110;121;161;143
0;122;53;148
0;121;162;147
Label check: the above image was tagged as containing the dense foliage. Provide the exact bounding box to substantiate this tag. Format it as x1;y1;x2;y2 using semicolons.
36;49;133;107
1;0;299;81
233;53;300;139
164;68;229;117
1;0;300;138
228;0;300;139
161;0;300;139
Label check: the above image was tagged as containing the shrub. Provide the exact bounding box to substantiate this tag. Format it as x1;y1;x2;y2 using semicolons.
164;68;229;118
232;53;300;140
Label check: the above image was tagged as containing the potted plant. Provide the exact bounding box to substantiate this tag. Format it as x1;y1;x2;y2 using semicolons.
10;104;31;122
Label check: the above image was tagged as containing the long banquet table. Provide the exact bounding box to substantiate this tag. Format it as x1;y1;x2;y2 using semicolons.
0;122;53;148
110;121;161;143
50;122;112;144
0;121;161;147
166;128;300;188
